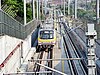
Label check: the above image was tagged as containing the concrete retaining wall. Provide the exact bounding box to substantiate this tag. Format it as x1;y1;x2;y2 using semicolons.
0;35;21;74
0;29;38;74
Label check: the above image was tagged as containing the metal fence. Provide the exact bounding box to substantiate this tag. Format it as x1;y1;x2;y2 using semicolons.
0;10;40;39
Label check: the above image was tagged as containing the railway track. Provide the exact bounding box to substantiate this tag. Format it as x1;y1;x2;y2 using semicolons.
62;38;75;75
33;48;53;75
96;61;100;75
74;26;100;75
61;22;87;75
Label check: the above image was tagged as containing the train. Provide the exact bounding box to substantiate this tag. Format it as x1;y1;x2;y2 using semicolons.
37;18;56;51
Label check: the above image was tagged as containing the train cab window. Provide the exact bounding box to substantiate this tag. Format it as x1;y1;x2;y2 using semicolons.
40;30;54;39
50;34;53;38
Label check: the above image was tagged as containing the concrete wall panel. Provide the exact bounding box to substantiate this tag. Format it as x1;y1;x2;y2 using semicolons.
0;34;31;74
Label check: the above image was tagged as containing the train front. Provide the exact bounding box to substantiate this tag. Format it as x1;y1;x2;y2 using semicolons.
37;29;56;51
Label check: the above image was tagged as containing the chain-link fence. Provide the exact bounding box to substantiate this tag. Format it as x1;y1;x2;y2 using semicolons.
0;10;40;39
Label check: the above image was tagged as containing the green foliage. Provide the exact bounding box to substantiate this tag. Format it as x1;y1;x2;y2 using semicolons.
2;0;34;23
77;9;87;18
77;8;96;22
5;0;18;13
16;0;24;17
26;5;32;22
5;0;16;5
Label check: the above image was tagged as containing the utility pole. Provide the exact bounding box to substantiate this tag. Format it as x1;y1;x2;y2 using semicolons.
32;0;35;19
96;0;99;24
38;0;40;20
85;0;87;11
64;0;65;16
24;0;26;25
86;24;97;75
74;0;77;19
44;0;47;15
68;0;70;16
0;0;1;9
37;0;39;20
42;0;44;20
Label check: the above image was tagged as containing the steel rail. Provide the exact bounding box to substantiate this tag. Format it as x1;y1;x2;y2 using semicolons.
69;34;87;75
67;26;88;72
39;50;48;72
67;32;86;75
63;38;75;75
33;51;44;71
63;23;87;75
46;49;52;75
34;48;52;73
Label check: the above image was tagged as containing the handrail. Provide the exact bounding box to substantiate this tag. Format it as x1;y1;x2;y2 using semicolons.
0;42;23;70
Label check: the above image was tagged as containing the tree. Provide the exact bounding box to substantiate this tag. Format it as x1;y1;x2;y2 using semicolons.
2;0;34;23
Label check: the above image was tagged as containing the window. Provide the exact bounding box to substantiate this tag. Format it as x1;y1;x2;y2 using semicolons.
40;30;54;39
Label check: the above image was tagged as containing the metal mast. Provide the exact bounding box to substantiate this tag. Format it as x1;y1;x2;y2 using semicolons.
64;0;65;16
0;0;1;9
32;0;35;19
68;0;70;15
86;24;97;75
24;0;26;25
85;0;87;11
74;0;77;19
96;0;99;24
44;0;47;15
38;0;40;20
37;0;39;20
41;0;44;20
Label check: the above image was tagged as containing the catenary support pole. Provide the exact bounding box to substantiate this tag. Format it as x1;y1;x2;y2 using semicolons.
44;0;47;15
24;0;26;25
42;0;44;20
68;0;70;15
96;0;99;24
64;0;65;16
32;0;35;19
0;0;1;9
39;0;40;20
37;0;39;20
74;0;77;19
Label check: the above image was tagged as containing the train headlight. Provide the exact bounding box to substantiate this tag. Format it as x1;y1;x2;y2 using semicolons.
38;41;41;44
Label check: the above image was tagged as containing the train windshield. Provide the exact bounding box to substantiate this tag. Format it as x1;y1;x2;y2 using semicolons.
40;30;54;39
